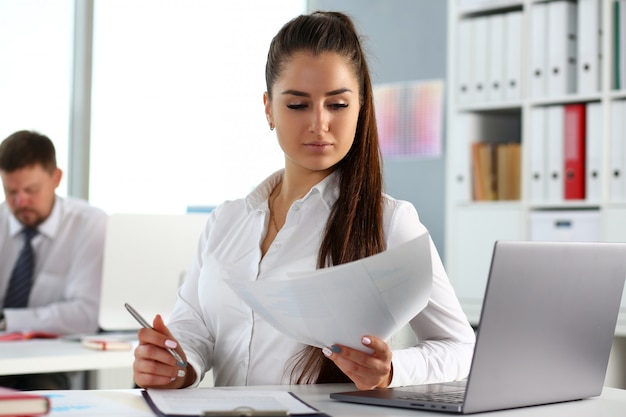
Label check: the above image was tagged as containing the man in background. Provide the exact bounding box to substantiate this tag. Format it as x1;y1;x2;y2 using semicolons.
0;130;107;390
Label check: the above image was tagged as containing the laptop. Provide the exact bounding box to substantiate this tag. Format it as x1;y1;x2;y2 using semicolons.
330;240;626;414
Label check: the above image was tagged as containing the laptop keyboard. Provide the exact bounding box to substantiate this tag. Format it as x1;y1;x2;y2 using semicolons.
398;391;465;404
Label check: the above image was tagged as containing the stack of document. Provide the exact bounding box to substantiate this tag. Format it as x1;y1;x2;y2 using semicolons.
228;233;433;352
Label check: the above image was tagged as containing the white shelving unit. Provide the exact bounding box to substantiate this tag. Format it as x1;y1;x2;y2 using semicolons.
445;0;626;333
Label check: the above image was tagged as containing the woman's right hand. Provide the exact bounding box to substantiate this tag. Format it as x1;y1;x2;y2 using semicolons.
132;314;195;388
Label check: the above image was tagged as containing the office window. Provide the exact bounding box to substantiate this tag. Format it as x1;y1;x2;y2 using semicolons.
89;0;305;214
0;0;74;198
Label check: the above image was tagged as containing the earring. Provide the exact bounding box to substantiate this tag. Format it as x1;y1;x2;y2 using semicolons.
269;123;275;131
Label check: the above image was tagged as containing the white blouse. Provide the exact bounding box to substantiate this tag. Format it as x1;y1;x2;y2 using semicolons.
169;170;475;387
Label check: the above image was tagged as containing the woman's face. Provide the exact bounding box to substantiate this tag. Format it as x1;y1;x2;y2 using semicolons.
265;52;361;175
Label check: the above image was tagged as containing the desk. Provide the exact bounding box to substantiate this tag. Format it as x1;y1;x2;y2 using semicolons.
39;384;626;417
0;339;133;375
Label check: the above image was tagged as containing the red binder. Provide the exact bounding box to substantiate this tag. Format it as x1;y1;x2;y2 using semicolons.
564;104;586;199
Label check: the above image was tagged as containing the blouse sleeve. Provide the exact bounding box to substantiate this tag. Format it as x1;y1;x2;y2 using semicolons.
167;209;218;387
383;199;476;387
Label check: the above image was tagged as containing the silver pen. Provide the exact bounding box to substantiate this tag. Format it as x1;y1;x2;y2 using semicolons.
124;302;187;367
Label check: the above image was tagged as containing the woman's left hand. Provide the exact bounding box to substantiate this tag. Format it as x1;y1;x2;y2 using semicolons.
322;335;393;390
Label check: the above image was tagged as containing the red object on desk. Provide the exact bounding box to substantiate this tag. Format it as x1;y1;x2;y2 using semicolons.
0;331;58;341
0;386;50;416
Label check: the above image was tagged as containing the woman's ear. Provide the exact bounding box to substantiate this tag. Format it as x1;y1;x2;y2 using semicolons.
264;92;274;130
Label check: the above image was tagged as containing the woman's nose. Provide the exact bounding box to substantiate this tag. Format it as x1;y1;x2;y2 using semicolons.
309;107;329;135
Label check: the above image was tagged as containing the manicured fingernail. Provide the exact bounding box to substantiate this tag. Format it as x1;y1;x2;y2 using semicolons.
362;336;372;345
165;339;177;349
177;369;186;378
322;347;332;357
170;377;176;382
330;345;342;353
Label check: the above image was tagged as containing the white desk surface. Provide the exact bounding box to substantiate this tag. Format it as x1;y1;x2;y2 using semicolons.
36;384;626;417
0;338;134;375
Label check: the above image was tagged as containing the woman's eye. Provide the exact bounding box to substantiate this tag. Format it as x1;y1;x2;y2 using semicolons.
287;104;307;110
329;103;349;110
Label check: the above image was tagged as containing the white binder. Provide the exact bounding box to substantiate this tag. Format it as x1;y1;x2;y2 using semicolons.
610;100;626;202
577;0;602;94
487;13;505;102
449;112;477;203
546;105;565;203
457;18;474;105
529;107;547;203
585;102;603;203
472;16;489;103
530;3;548;98
618;0;626;90
504;11;522;101
546;1;578;97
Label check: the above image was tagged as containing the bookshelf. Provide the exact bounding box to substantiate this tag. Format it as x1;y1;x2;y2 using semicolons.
445;0;626;333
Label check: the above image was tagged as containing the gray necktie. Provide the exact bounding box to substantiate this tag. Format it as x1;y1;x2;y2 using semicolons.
4;228;38;308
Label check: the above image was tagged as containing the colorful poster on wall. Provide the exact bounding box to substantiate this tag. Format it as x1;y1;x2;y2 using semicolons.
373;80;444;159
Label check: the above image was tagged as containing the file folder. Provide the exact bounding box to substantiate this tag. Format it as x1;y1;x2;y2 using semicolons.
529;107;547;203
487;13;505;102
141;389;329;417
472;16;489;103
563;104;586;200
577;0;602;94
616;0;622;89
530;3;548;98
504;11;522;100
457;18;474;105
585;102;603;203
546;1;578;97
546;105;565;202
610;100;626;202
617;0;626;90
450;112;477;203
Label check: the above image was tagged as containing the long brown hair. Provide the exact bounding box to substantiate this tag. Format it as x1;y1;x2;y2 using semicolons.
265;11;385;384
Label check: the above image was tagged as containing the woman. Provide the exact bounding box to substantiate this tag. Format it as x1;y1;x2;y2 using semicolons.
133;11;475;390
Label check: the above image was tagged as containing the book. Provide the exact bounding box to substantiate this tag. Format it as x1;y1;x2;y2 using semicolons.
80;334;134;351
496;142;521;201
471;142;486;201
472;142;498;201
81;338;132;351
0;387;50;416
0;331;58;342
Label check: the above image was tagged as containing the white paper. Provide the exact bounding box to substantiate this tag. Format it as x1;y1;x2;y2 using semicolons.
228;233;432;352
43;390;154;417
146;389;316;415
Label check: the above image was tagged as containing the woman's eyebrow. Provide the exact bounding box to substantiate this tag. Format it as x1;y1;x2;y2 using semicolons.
281;87;353;97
